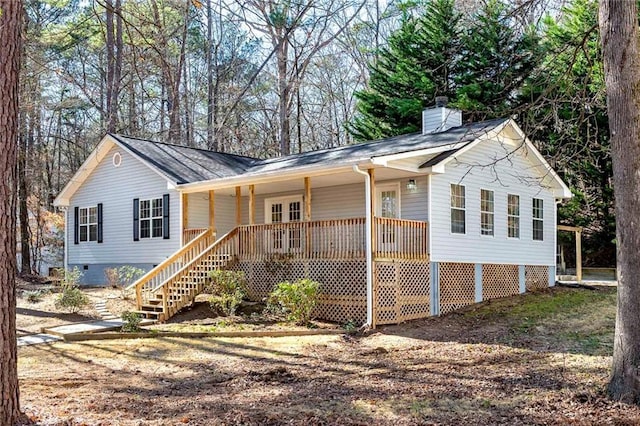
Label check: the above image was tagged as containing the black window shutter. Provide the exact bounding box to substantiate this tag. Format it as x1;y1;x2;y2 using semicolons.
163;193;170;239
133;198;139;241
74;207;79;245
97;203;103;243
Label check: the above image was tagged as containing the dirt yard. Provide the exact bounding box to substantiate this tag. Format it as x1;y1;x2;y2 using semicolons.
16;279;136;336
17;284;640;425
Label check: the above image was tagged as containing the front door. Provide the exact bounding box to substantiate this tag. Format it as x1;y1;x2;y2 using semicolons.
376;184;400;251
265;196;303;252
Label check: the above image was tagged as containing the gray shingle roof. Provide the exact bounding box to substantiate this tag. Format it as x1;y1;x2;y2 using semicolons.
112;118;507;184
111;134;258;184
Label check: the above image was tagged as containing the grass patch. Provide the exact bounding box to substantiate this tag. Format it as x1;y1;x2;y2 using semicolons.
463;286;617;355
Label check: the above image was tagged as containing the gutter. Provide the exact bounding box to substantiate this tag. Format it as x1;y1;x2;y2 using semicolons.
176;160;373;194
352;165;373;328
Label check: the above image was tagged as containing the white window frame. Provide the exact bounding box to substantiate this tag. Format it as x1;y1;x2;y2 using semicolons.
507;194;520;239
79;206;98;242
450;183;466;234
264;195;304;224
533;198;544;241
139;197;164;239
264;195;304;253
376;182;402;218
480;189;494;236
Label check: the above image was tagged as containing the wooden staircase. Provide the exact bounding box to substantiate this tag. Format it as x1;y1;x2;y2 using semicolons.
129;228;239;322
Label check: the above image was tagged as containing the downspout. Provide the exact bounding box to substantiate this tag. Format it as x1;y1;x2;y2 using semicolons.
62;207;68;271
352;165;373;327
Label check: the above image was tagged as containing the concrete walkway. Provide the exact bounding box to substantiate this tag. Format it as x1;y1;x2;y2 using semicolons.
18;298;153;346
18;333;62;346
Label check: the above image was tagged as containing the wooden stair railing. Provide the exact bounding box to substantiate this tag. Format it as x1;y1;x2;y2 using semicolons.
129;228;216;310
133;228;239;322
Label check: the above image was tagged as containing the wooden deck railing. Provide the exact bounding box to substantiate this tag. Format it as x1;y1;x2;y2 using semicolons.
183;227;209;244
236;218;367;260
374;217;429;260
129;228;216;309
235;217;428;261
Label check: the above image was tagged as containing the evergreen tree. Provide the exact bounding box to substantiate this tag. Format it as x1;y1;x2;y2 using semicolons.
348;0;460;141
454;0;542;121
522;0;615;265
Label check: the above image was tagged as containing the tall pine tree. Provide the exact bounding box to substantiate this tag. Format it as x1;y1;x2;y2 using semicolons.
454;0;541;121
522;0;615;265
348;0;460;141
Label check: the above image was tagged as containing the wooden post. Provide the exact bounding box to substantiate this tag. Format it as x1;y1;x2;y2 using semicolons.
249;185;255;225
208;190;215;232
558;225;584;281
304;177;311;259
304;177;311;221
181;193;189;243
576;230;582;282
235;186;242;226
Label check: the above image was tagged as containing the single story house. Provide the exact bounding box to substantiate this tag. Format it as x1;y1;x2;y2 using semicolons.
53;104;572;327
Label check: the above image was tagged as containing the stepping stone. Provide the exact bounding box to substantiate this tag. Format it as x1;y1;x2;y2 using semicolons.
18;334;62;346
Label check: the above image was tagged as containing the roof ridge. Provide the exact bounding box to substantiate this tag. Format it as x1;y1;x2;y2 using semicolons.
255;117;508;165
109;133;259;161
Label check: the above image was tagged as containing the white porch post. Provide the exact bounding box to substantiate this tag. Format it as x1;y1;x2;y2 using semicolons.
353;165;373;328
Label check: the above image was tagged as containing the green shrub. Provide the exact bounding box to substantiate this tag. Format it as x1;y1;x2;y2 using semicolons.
342;319;358;332
54;267;89;313
55;285;89;313
268;278;320;325
206;270;247;316
23;290;43;303
121;311;143;332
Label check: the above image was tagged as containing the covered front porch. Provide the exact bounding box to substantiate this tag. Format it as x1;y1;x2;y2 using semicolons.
133;166;432;326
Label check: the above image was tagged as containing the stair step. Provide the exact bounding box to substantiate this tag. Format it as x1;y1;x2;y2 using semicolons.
141;304;164;312
131;310;162;319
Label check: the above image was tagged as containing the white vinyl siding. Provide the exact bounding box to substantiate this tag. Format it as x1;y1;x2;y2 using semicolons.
507;194;520;238
67;145;180;266
230;177;428;227
430;135;556;266
480;189;494;236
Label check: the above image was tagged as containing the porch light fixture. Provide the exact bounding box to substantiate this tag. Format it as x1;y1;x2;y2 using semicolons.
406;179;417;191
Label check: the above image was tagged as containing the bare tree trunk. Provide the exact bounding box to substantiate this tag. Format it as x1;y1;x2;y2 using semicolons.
599;0;640;404
0;0;22;423
277;36;290;155
18;133;30;274
206;0;217;151
105;0;115;132
128;74;137;133
112;0;123;131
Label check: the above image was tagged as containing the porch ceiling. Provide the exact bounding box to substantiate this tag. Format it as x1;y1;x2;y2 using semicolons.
204;166;426;196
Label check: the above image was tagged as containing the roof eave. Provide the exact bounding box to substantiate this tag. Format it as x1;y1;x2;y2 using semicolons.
53;135;117;207
53;134;180;207
176;158;374;193
505;120;573;200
